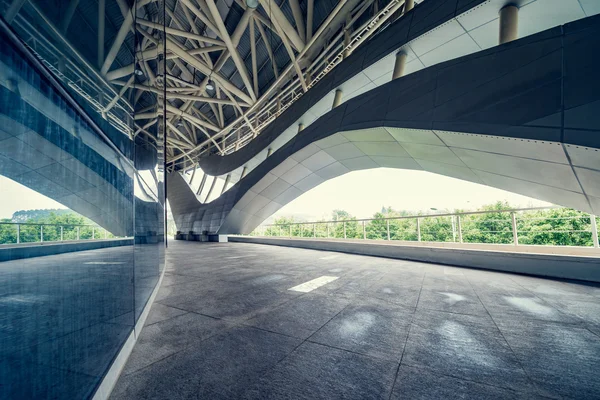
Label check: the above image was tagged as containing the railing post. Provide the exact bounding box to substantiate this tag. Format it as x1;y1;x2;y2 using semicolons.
313;223;316;238
363;221;366;240
511;212;519;245
92;227;95;240
279;226;282;237
590;214;599;248
417;218;421;241
387;219;390;240
60;226;64;241
457;215;463;243
40;225;43;243
451;216;457;242
104;229;107;239
327;223;330;238
343;221;346;239
77;226;80;240
289;225;292;238
16;224;20;244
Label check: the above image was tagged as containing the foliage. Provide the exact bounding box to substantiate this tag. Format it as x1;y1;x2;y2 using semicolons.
0;210;109;245
254;201;599;247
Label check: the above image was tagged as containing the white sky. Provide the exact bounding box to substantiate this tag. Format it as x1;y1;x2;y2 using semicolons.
1;169;553;221
0;176;67;219
270;169;552;222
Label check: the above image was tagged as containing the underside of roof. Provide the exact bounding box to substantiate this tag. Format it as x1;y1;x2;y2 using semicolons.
2;0;405;170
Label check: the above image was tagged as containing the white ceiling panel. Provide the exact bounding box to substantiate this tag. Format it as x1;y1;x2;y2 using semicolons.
294;173;325;192
252;172;278;193
273;185;303;205
402;142;466;166
469;18;499;50
323;142;365;160
474;169;591;212
270;157;299;177
454;148;582;192
370;156;422;169
280;162;313;185
409;19;466;56
314;161;350;180
519;0;585;37
436;131;569;164
419;33;481;67
315;133;349;149
386;127;445;145
354;141;410;157
574;167;600;198
341;156;380;171
261;178;291;200
291;143;321;162
417;159;484;184
301;150;337;171
564;145;600;171
341;127;395;142
242;193;271;214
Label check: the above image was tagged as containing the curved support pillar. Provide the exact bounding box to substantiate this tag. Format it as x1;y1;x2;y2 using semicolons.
392;51;407;80
332;89;343;108
499;5;519;44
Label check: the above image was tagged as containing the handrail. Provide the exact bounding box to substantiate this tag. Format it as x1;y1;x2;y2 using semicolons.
259;206;561;226
252;207;600;249
0;222;123;245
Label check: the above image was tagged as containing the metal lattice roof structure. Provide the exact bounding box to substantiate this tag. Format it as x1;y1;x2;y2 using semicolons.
3;0;403;170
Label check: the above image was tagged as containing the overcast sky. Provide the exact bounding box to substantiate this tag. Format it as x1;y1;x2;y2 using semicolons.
1;169;552;221
270;168;552;221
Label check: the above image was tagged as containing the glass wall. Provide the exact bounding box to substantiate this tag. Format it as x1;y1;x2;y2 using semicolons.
0;2;166;398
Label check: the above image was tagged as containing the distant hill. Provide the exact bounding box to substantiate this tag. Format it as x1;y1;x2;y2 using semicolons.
11;209;74;223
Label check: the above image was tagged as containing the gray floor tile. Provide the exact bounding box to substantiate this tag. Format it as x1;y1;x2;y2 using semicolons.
245;293;351;339
122;312;231;375
403;309;536;393
309;297;413;361
391;365;543;399
144;303;188;326
494;318;600;398
112;326;301;399
244;341;397;400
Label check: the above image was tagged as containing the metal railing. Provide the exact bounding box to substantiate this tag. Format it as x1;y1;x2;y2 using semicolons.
251;207;600;249
0;222;118;246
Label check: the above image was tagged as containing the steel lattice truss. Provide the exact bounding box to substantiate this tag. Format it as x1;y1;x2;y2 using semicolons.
4;0;404;171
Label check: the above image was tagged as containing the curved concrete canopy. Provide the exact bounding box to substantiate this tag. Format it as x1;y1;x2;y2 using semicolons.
168;15;600;235
186;0;600;202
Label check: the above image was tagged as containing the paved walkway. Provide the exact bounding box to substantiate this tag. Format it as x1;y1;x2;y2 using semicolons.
112;241;600;399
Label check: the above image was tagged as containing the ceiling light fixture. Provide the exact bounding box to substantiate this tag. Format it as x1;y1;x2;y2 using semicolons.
246;0;259;9
134;69;144;76
205;81;215;91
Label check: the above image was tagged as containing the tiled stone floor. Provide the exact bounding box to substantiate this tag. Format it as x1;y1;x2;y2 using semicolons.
112;241;600;399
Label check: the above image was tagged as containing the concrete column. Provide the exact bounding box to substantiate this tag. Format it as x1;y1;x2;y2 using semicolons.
298;123;304;133
405;0;414;12
499;4;519;44
220;174;231;195
332;89;343;108
392;51;407;80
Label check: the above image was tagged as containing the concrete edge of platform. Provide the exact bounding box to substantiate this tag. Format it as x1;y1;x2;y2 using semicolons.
229;236;600;283
0;238;134;262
